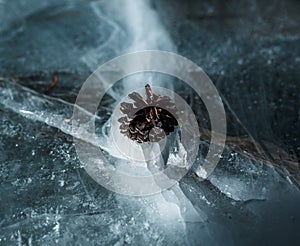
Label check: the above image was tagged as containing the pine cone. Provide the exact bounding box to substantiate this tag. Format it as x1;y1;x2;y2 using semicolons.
118;84;179;143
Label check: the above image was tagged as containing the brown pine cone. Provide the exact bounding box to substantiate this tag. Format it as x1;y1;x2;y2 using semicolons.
118;84;179;143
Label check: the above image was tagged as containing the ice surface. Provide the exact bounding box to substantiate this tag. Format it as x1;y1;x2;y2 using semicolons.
1;0;300;245
1;77;300;245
